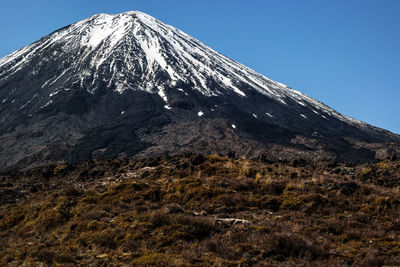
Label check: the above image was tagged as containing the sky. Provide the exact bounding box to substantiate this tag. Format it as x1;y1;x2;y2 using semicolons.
1;0;399;134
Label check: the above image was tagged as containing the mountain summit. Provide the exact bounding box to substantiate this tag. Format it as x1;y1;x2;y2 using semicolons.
0;11;398;170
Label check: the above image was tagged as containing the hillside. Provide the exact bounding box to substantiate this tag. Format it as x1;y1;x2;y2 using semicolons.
1;155;400;266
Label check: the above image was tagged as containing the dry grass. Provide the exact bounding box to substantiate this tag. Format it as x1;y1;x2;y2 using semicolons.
0;156;400;265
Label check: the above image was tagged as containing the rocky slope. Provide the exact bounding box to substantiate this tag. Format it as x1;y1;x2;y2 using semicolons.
0;11;399;170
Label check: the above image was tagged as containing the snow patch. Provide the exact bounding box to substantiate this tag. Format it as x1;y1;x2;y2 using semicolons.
158;88;168;103
49;91;60;97
79;14;131;50
40;99;53;109
277;98;287;105
19;93;38;110
300;114;308;119
265;112;274;118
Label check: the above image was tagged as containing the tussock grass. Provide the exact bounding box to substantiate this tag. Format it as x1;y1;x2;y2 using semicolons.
0;156;400;265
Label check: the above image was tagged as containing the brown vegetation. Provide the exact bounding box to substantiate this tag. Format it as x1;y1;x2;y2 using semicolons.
1;155;400;266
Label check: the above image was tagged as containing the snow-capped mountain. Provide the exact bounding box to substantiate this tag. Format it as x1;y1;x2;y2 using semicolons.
0;11;398;170
0;11;366;124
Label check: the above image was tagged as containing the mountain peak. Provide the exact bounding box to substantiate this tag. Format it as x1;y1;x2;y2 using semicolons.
86;10;154;20
0;11;370;125
83;10;156;24
0;12;399;170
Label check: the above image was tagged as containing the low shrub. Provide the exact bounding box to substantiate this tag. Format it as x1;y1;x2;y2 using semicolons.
36;248;56;264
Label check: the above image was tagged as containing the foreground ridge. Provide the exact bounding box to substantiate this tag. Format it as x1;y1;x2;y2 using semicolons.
1;155;400;265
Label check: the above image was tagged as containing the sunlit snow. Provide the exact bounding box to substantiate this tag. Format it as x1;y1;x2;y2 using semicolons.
265;112;274;118
0;10;365;128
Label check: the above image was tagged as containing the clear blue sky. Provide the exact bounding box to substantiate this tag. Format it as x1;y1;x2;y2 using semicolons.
1;0;399;134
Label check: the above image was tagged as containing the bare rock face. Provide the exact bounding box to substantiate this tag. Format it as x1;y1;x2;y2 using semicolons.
0;11;399;170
